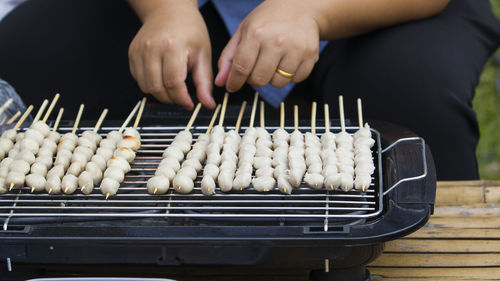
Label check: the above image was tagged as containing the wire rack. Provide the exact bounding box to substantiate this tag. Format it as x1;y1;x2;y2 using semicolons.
0;125;384;230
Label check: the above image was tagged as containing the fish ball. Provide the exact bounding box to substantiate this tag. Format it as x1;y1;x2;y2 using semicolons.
146;175;169;195
26;174;46;192
62;174;78;194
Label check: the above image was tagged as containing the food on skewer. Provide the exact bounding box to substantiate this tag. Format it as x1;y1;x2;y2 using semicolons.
287;105;306;188
100;99;144;198
251;101;275;192
273;102;292;194
353;99;375;191
303;102;324;189
216;101;245;192
201;94;229;196
46;104;84;194
336;96;355;191
233;92;258;191
321;104;340;190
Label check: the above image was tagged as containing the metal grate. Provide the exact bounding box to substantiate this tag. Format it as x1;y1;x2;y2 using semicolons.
0;125;384;230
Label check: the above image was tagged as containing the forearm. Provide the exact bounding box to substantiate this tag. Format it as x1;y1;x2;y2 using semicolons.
311;0;450;40
127;0;198;22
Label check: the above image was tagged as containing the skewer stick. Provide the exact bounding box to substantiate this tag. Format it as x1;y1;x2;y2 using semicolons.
280;102;285;129
13;105;34;131
324;104;330;133
9;183;14;191
6;111;20;125
294;105;299;131
234;101;247;133
53;108;64;132
33;99;49;123
119;101;141;133
357;98;363;128
105;193;110;200
72;104;85;134
206;104;221;134
338;95;346;132
133;97;147;129
184;103;202;131
259;101;265;128
93;109;108;132
218;93;229;127
249;92;258;128
311;102;317;134
42;93;60;122
0;98;13;117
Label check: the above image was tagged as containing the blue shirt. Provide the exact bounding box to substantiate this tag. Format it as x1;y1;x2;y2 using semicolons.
199;0;327;107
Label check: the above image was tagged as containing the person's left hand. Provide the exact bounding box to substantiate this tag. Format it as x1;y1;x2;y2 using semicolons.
215;0;321;92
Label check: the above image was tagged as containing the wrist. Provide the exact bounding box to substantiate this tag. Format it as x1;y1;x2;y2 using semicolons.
128;0;198;22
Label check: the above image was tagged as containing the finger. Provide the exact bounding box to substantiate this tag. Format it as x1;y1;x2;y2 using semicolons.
143;47;167;98
215;27;242;87
192;49;215;109
128;46;147;93
161;52;194;110
247;43;282;87
292;59;315;83
225;32;260;92
271;54;302;88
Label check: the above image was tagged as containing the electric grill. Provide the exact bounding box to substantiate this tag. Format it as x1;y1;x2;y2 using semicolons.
0;107;436;281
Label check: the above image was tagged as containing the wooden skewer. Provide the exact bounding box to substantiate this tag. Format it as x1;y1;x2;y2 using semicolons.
72;104;85;134
184;103;202;131
280;102;285;129
339;95;346;132
119;101;141;133
13;105;34;131
53;108;64;132
6;111;20;125
218;93;229;127
133;97;147;129
249;92;258;128
93;109;108;132
105;193;110;200
311;102;317;134
0;98;13;117
206;104;221;134
33;99;49;123
324;104;330;133
357;98;363;128
234;101;247;133
294;105;299;131
9;183;14;191
259;101;265;128
42;93;60;123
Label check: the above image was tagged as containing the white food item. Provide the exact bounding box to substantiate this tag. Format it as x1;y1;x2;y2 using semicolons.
252;176;276;192
9;159;30;174
160;157;181;172
98;139;116;150
57;140;76;152
85;162;103;184
6;171;25;187
30;162;48;177
113;147;136;162
0;178;5;194
272;128;291;194
96;147;114;160
304;132;324;189
40;139;57;153
117;136;141;151
217;130;240;192
155;166;176;181
78;171;94;194
30;121;50;137
172;173;194;194
71;152;90;164
107;157;131;173
54;155;71;170
25;129;44;144
26;174;46;192
106;130;122;144
202;163;219;179
104;166;125;182
100;177;120;196
82;130;102;144
74;146;94;159
277;175;292;195
47;131;60;143
15;132;24;143
15;151;36;165
181;158;202;172
336;131;355;191
147;175;169;194
177;166;197;180
353;123;375;191
67;162;85;176
1;158;13;168
62;174;78;194
201;175;216;196
303;173;324;189
162;146;184;162
20;138;39;154
77;137;97;151
2;129;17;141
0;138;14;152
288;130;306;187
47;165;65;179
90;154;107;171
0;166;9;178
252;128;275;192
123;128;141;141
45;176;61;194
217;169;234;192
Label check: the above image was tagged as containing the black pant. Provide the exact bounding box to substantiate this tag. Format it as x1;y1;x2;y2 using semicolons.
0;0;499;180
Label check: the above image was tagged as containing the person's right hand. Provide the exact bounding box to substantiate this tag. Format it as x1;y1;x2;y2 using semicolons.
128;0;215;110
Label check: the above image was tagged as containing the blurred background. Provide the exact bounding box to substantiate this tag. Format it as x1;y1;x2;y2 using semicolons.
1;0;500;179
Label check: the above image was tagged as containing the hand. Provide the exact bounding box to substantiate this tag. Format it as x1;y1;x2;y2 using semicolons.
128;0;215;110
215;0;321;92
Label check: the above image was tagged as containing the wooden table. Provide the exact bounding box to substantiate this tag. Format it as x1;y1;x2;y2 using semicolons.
369;180;500;280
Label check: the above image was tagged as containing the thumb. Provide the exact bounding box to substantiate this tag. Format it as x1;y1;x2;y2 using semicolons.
215;27;242;87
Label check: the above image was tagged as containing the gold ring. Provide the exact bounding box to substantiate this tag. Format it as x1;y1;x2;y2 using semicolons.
276;68;294;79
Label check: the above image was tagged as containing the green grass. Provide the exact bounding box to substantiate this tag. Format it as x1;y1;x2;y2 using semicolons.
473;0;500;179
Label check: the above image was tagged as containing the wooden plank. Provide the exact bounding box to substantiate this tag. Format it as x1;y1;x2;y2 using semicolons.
435;185;484;205
384;239;500;253
368;267;500;279
486;186;500;204
407;227;500;239
433;205;500;217
369;253;500;267
427;217;500;228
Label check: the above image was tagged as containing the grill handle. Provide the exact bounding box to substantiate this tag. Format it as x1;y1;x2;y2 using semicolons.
381;137;427;196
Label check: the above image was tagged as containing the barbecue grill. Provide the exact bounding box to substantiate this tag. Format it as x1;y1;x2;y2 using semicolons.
0;107;436;281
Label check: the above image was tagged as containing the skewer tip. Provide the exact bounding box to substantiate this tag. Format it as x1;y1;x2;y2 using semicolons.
64;187;68;194
105;193;110;200
153;188;158;195
48;188;53;194
283;187;287;193
9;183;14;191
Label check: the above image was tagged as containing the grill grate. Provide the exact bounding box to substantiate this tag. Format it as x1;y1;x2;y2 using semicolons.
0;125;384;230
